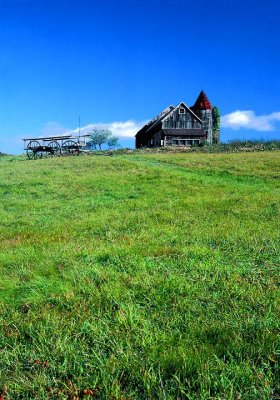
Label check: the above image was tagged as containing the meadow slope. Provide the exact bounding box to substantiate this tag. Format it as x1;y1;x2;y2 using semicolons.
0;151;279;399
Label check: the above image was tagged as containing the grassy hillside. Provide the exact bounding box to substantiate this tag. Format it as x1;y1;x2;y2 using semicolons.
0;151;279;399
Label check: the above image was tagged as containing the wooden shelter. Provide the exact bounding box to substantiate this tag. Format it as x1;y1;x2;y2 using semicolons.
135;91;217;148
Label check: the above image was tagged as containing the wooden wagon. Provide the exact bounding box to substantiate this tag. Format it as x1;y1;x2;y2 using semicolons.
23;134;91;159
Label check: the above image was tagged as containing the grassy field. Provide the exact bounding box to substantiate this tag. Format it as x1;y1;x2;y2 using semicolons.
0;151;279;399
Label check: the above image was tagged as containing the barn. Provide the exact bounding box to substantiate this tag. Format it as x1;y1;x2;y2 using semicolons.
135;91;219;148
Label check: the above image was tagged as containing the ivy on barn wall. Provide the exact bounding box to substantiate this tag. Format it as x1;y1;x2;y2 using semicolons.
212;106;220;144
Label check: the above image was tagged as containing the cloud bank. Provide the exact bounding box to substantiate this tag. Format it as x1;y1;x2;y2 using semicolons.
39;120;145;140
221;110;280;131
39;110;280;145
65;120;145;138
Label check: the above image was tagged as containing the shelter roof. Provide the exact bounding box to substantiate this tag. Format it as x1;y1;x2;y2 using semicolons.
135;105;174;137
192;91;212;110
144;106;175;133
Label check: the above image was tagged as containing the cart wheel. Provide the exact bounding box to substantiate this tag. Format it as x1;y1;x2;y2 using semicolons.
26;140;41;160
34;151;43;159
73;141;81;155
48;141;61;156
61;140;77;156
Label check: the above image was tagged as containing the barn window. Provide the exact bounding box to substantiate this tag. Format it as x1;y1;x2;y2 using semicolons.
179;108;185;114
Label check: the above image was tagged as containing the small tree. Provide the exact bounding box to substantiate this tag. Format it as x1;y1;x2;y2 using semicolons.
88;129;119;150
107;136;119;149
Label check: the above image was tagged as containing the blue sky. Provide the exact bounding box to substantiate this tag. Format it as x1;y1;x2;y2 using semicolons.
1;0;280;154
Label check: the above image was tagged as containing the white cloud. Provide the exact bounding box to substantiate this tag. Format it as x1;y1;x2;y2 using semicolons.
221;110;280;131
39;121;69;136
38;120;145;140
66;120;145;138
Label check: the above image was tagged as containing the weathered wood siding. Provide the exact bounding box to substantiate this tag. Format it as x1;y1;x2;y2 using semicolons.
192;109;213;143
162;107;201;130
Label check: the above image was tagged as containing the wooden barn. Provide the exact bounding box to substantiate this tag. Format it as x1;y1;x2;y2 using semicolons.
135;91;219;148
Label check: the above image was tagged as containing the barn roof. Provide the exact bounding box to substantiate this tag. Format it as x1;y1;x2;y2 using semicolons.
145;106;175;133
135;105;174;137
192;91;212;110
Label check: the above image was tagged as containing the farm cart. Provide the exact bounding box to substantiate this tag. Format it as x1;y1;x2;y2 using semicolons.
23;134;91;159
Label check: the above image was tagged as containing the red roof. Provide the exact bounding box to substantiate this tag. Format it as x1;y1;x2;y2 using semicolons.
192;91;212;110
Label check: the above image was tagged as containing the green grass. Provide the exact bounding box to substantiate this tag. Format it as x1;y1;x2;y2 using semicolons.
0;151;279;399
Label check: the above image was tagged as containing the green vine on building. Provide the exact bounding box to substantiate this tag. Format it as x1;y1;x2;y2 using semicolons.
212;106;220;144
